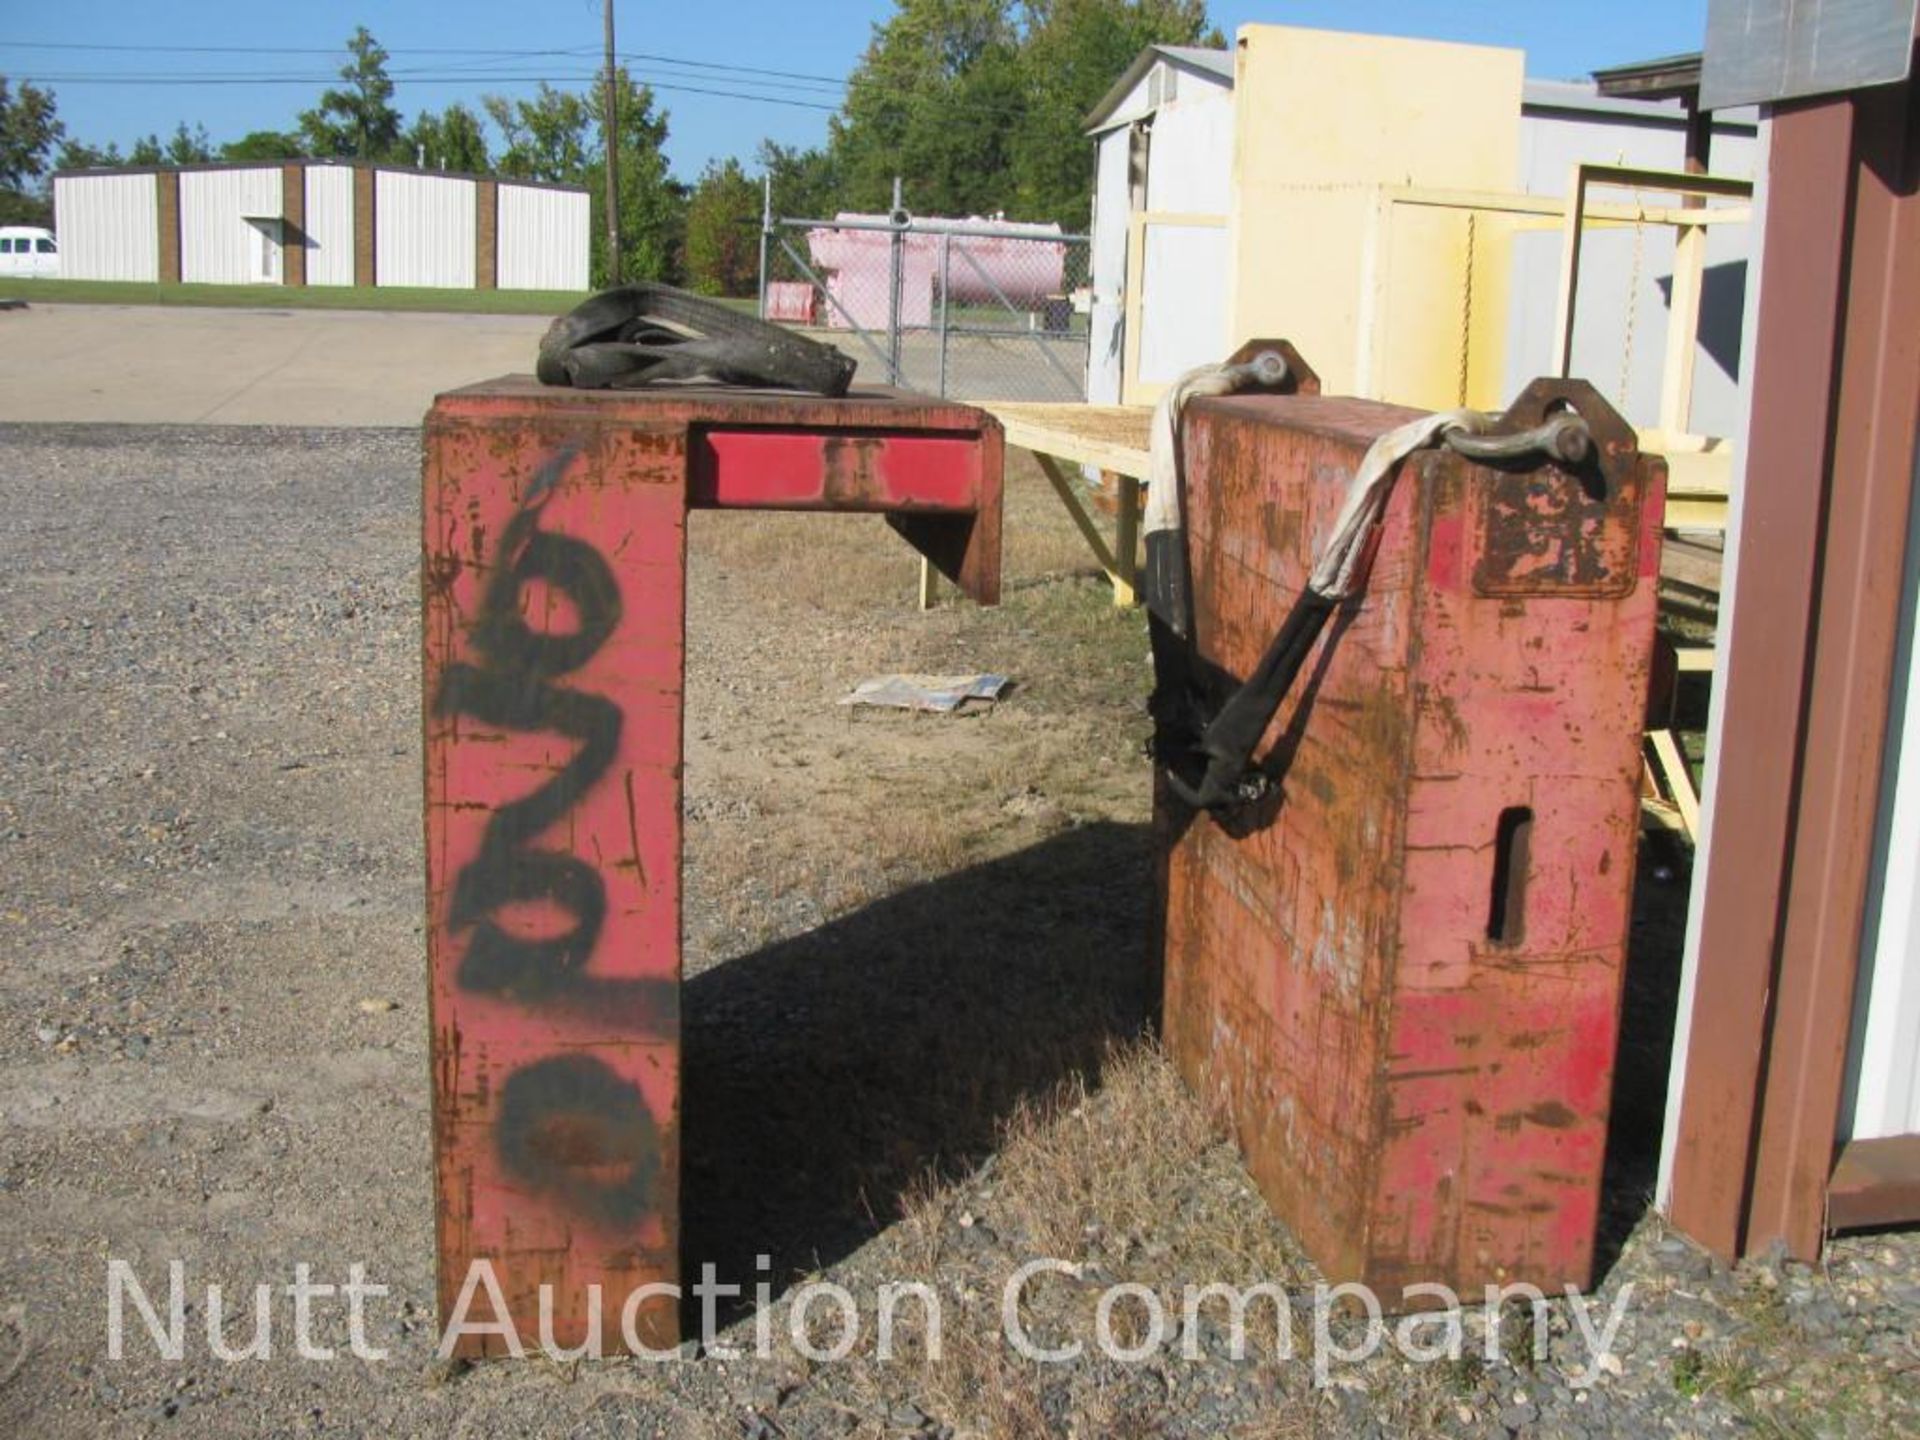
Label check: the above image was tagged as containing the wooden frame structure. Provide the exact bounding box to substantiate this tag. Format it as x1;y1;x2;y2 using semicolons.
949;390;1721;854
969;169;1751;850
1121;212;1229;407
921;402;1154;610
1550;166;1755;845
1552;163;1755;426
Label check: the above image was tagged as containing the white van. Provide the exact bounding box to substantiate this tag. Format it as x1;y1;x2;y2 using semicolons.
0;226;60;278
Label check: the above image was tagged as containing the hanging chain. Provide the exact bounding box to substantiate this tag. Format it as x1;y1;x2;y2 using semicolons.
1457;211;1477;408
1618;213;1645;409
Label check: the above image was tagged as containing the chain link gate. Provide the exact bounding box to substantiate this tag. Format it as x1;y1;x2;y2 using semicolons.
759;209;1092;403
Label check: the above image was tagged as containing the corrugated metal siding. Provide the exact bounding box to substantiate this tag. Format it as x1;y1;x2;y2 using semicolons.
304;165;356;287
495;184;589;290
181;167;282;284
376;171;475;288
54;173;159;281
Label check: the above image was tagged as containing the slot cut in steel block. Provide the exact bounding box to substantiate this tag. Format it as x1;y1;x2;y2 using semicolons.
422;377;1002;1357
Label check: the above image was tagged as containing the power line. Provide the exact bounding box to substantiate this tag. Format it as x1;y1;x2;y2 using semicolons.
18;71;844;111
387;48;602;78
0;35;1061;115
382;50;846;97
0;36;850;87
24;71;603;84
4;38;1051;122
611;59;845;97
0;40;593;56
12;64;1016;110
615;50;846;89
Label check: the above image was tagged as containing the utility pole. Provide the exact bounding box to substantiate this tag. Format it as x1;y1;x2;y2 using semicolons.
603;0;621;285
757;174;772;319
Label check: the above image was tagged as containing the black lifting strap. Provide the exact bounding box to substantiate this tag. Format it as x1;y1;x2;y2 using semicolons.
1142;349;1326;813
1148;402;1592;815
1150;588;1337;813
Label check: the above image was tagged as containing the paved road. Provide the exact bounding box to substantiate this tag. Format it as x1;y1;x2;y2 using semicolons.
0;302;1089;427
807;322;1089;404
0;302;552;426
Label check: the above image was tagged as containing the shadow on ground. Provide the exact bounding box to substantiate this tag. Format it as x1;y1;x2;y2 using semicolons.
680;805;1696;1309
1593;629;1713;1278
1595;835;1696;1278
680;821;1155;1306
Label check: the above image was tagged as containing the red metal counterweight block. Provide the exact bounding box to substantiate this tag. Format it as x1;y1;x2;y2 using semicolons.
422;377;1002;1357
1156;380;1664;1299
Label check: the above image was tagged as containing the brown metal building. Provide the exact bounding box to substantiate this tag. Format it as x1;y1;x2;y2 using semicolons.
1653;6;1920;1260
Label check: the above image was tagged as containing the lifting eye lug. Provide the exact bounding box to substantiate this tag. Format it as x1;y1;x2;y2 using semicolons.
1444;410;1593;468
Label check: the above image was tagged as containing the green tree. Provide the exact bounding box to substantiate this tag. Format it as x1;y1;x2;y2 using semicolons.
591;71;685;286
757;139;839;221
820;0;1216;227
1011;0;1213;227
221;130;307;163
0;76;63;224
299;27;404;161
113;121;212;169
406;103;490;173
829;0;1023;217
164;121;214;166
682;158;760;296
483;84;592;182
485;70;686;287
54;137;125;171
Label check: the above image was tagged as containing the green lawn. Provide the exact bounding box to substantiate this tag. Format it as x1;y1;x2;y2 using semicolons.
0;278;591;315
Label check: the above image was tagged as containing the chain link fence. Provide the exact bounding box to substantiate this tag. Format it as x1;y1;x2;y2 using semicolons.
759;212;1091;403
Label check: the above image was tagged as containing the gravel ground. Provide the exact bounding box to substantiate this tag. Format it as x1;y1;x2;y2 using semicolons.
0;423;1916;1439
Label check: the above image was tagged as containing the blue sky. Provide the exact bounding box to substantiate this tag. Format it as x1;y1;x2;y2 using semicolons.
4;1;1710;180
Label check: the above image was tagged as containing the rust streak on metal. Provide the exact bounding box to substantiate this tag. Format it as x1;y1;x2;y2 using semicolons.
1157;382;1662;1298
423;375;1004;1355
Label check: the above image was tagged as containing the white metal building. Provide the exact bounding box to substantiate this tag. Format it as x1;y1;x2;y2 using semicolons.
179;166;284;284
375;169;478;289
303;164;356;287
1085;46;1759;437
1085;46;1236;413
55;171;160;284
496;183;590;291
52;161;587;292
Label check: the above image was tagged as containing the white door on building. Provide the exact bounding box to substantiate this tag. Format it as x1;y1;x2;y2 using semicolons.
253;220;283;284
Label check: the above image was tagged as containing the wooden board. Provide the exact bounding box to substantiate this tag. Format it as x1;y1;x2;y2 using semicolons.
980;401;1152;479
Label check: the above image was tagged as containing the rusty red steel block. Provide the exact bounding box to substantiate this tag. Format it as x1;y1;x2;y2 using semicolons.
1156;380;1664;1300
422;377;1002;1357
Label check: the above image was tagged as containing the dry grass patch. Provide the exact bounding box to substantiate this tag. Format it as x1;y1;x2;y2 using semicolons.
982;1042;1217;1261
690;510;923;614
866;1040;1318;1437
686;449;1129;616
1001;451;1117;585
